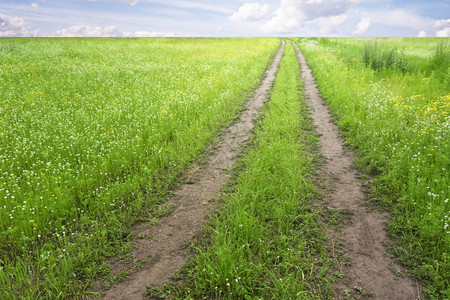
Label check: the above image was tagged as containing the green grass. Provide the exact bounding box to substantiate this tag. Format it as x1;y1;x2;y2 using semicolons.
362;40;408;72
4;36;446;299
163;42;332;299
0;37;280;298
296;37;449;299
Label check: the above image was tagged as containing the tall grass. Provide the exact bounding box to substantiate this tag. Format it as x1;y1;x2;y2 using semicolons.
297;37;449;299
362;40;406;72
0;37;280;298
431;41;449;73
163;42;331;299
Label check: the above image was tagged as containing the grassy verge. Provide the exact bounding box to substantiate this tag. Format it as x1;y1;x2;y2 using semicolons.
153;41;332;299
0;38;279;298
296;37;449;299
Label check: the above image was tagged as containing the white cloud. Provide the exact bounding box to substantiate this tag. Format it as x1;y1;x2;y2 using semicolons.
229;3;271;22
369;9;431;31
53;25;124;37
415;19;450;38
433;19;450;37
436;28;450;37
417;30;427;37
166;0;233;14
51;25;179;37
260;7;301;34
260;0;358;34
31;2;39;10
0;13;36;37
131;31;176;37
317;14;348;34
353;16;370;35
433;19;450;31
80;0;138;5
119;0;138;5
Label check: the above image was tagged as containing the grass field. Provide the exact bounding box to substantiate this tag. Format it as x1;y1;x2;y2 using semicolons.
0;37;279;298
296;37;449;298
0;37;448;299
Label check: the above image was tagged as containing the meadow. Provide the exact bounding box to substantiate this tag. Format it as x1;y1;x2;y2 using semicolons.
0;36;448;299
0;38;279;298
296;37;449;298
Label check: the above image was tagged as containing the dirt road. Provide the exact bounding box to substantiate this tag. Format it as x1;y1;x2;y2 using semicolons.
292;40;421;300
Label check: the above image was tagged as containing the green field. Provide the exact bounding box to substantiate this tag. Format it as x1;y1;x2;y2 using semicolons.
0;37;449;299
0;38;279;298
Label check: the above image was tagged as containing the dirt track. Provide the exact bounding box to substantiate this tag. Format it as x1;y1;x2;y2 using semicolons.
292;41;421;300
99;40;285;300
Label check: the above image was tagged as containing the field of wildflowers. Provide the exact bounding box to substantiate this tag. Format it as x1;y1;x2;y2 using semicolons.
296;37;449;298
1;36;447;298
0;38;279;298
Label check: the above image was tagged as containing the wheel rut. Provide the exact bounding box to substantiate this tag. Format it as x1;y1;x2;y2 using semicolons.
292;41;422;299
98;40;286;300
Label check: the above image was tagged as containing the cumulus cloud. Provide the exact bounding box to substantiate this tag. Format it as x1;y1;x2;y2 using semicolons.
53;25;124;37
79;0;138;5
260;5;301;33
436;28;450;37
260;0;358;34
417;30;427;37
317;14;348;34
119;0;138;5
432;19;450;31
51;25;178;37
0;13;36;37
370;9;430;31
433;19;450;37
352;16;370;35
131;31;176;37
418;19;450;37
229;3;271;22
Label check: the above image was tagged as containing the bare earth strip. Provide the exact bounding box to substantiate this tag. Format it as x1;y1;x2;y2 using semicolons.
292;41;422;299
99;40;285;299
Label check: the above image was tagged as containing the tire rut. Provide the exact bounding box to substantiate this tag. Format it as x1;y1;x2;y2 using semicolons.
292;41;422;299
98;40;286;300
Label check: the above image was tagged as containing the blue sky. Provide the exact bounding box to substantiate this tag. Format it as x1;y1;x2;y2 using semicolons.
0;0;449;37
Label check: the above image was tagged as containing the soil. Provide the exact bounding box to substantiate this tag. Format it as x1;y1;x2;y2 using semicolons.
292;41;422;300
98;40;286;299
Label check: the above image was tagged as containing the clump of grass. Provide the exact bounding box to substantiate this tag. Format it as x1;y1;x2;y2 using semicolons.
430;41;449;81
363;40;407;72
431;41;449;68
170;42;331;298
